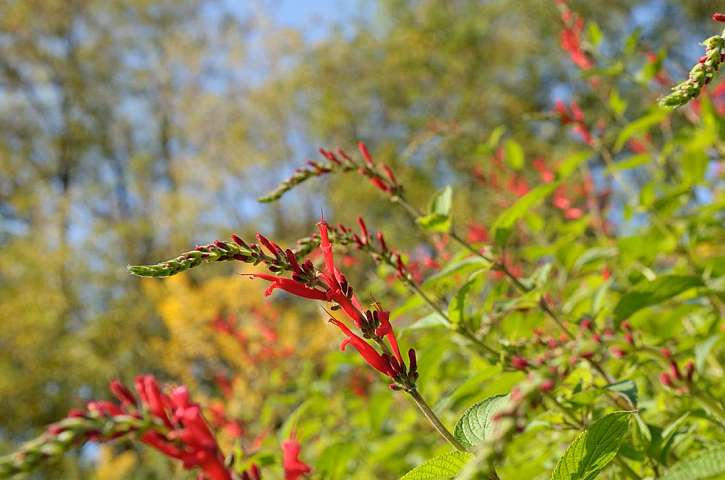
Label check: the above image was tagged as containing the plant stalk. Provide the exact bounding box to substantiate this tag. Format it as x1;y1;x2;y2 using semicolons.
407;388;466;452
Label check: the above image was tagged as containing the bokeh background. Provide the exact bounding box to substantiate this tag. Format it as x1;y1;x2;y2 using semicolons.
0;0;722;478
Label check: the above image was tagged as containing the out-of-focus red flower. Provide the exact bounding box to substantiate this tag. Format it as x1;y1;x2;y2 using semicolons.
282;433;312;480
532;158;555;183
557;1;593;70
555;100;594;145
507;176;530;197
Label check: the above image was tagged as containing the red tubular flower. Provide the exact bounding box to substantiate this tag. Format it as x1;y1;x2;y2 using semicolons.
282;433;312;480
330;319;394;376
713;12;725;22
374;309;403;366
251;273;327;301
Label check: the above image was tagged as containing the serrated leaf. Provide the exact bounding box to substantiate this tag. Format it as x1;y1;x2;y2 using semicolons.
551;412;630;480
613;275;703;322
453;395;510;449
401;450;472;480
661;444;725;480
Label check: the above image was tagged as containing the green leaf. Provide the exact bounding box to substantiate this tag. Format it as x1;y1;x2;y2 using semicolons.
614;109;668;152
558;151;590;177
401;450;472;480
608;88;627;116
586;22;603;48
418;186;453;232
491;182;559;237
453;395;510;449
504;139;524;170
448;274;483;328
488;149;586;237
431;186;453;216
605;380;638;407
661;444;725;480
610;153;651;171
551;412;630;480
695;336;719;371
422;257;491;289
613;275;703;322
404;312;449;332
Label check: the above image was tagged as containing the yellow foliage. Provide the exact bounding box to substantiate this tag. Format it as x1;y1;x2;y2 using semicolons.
93;446;136;480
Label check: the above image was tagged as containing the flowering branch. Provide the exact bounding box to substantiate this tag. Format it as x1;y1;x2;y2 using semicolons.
659;14;725;108
0;376;231;480
258;143;401;203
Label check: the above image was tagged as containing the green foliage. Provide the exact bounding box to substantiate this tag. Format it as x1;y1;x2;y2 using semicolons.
417;186;454;233
453;395;510;450
661;444;725;480
400;450;472;480
1;1;724;479
551;413;631;480
613;275;704;323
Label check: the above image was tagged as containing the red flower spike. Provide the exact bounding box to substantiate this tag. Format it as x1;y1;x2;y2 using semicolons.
713;12;725;22
330;319;394;376
282;433;312;480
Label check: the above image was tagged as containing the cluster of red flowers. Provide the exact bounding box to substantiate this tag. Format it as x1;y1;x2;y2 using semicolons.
659;348;695;394
249;220;419;390
40;375;313;480
556;0;594;70
555;100;593;145
508;318;636;376
318;142;401;195
63;376;233;480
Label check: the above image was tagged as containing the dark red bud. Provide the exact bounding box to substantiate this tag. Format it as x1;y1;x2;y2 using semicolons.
408;349;418;373
540;379;555;392
659;371;674;388
377;232;387;252
712;12;725;22
684;360;695;382
511;356;529;371
670;360;682;380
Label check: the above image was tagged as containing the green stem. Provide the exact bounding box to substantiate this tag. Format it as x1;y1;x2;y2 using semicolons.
407;388;466;452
